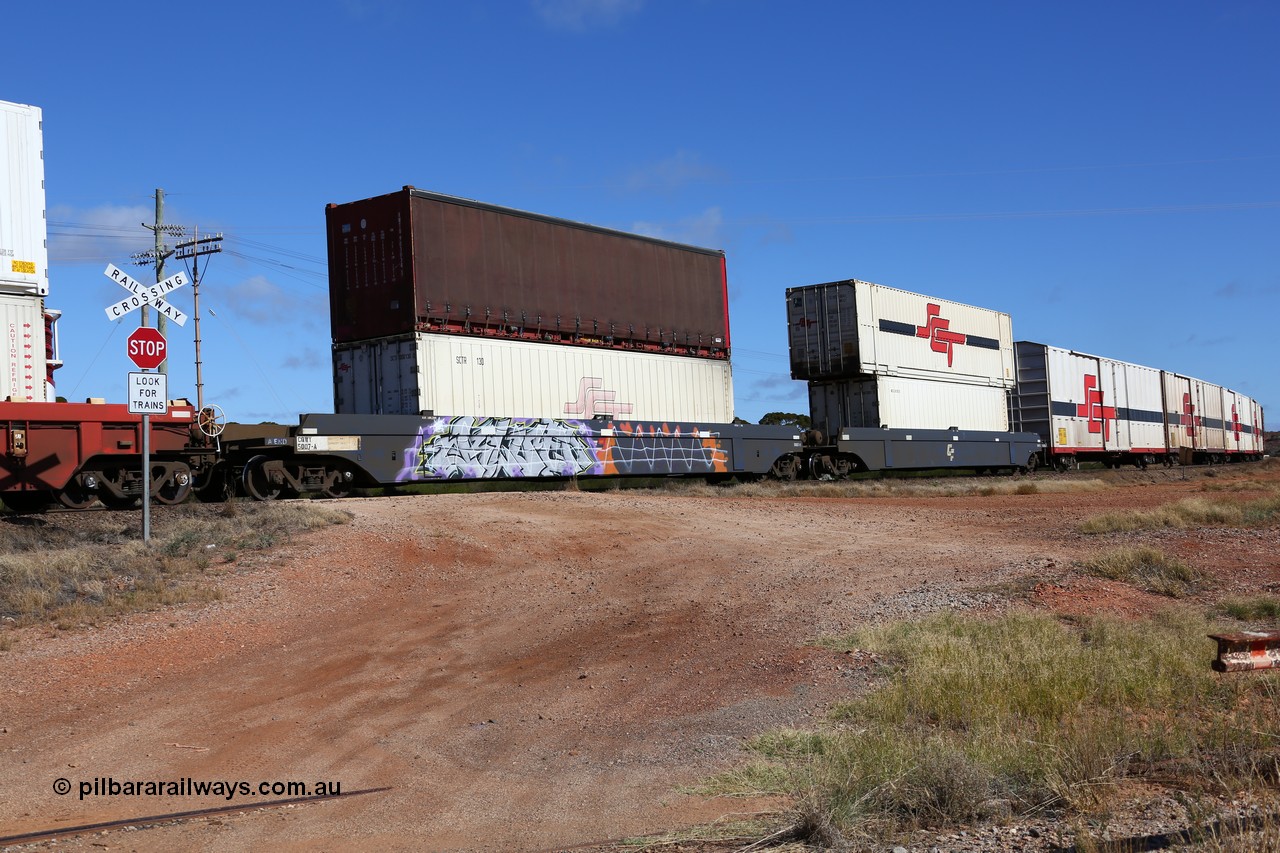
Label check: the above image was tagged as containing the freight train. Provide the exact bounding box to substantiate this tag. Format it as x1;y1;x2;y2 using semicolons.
0;101;1265;511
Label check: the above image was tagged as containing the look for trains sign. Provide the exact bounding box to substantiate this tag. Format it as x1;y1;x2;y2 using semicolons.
127;371;168;414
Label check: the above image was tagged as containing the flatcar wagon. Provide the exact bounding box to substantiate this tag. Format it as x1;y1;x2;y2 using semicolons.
0;400;207;511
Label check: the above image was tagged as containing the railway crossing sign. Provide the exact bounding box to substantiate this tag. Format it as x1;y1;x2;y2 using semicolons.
103;263;189;326
127;371;168;414
127;326;168;369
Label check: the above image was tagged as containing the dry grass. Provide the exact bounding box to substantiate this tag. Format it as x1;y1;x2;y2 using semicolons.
670;476;1110;500
707;609;1280;843
1199;478;1279;493
1079;494;1280;533
1215;596;1280;623
1079;546;1203;597
0;501;350;632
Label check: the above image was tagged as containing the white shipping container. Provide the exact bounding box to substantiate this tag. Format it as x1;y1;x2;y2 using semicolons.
1190;377;1227;455
0;100;47;296
809;375;1010;435
0;293;47;401
1223;388;1256;455
787;280;1015;388
334;333;735;423
1161;372;1196;457
1101;358;1166;455
1252;398;1267;455
1016;343;1165;457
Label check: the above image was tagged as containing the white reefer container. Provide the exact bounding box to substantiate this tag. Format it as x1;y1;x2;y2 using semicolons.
1188;376;1227;456
334;332;735;422
1162;374;1263;461
1251;397;1267;455
786;280;1015;388
0;293;47;401
1222;388;1261;456
0;100;47;296
1101;356;1166;456
808;375;1010;435
1248;396;1266;455
1013;342;1165;460
1161;372;1196;459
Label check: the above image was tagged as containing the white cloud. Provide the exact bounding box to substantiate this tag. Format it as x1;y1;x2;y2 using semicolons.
631;207;725;249
47;203;155;265
533;0;642;31
623;150;722;194
219;275;325;327
283;348;324;370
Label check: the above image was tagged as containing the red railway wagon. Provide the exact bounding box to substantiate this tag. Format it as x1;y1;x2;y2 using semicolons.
0;401;206;511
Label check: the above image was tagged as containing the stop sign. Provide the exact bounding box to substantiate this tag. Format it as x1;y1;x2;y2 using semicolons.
126;326;168;369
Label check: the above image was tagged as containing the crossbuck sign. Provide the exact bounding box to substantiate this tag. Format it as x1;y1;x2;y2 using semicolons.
103;264;189;326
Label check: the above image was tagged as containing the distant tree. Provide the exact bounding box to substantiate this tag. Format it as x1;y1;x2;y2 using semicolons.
731;416;752;425
759;412;811;428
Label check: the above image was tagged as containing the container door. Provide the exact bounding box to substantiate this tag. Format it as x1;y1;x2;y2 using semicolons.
1101;359;1130;453
1048;349;1108;455
1162;373;1192;457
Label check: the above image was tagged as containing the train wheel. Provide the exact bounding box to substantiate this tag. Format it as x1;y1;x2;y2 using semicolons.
770;457;798;481
154;465;193;506
55;482;97;510
320;468;353;499
3;492;53;513
242;456;283;501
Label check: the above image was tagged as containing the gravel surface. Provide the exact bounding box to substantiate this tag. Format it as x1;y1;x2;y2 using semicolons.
0;464;1277;852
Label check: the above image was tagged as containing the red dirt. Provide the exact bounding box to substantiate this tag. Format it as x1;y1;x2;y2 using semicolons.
1;465;1278;851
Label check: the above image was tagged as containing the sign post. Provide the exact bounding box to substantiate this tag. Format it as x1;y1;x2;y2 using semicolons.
103;263;180;545
125;328;169;544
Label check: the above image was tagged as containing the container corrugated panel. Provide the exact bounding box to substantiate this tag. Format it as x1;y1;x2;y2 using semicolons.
326;187;730;356
0;100;47;296
786;280;1014;387
1011;341;1050;439
1102;358;1165;454
808;375;1009;436
0;293;46;401
333;332;734;423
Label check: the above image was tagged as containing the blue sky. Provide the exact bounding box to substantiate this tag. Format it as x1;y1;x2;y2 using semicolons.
6;1;1277;425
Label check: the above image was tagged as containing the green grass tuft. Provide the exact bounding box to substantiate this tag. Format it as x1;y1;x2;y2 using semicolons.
1079;546;1202;597
1216;596;1280;622
715;609;1280;838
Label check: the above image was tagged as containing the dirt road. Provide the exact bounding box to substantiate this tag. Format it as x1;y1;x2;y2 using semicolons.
1;472;1276;851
